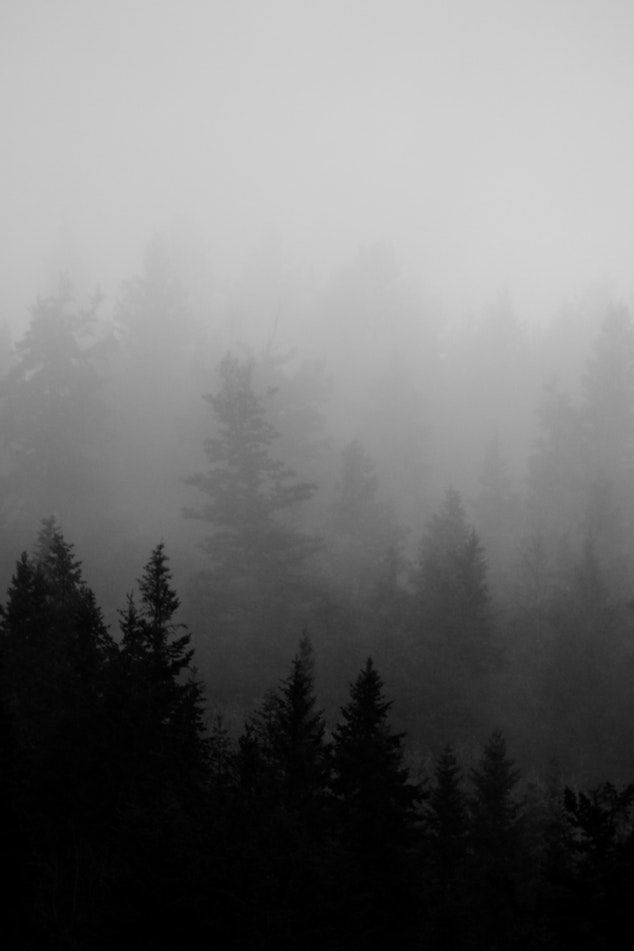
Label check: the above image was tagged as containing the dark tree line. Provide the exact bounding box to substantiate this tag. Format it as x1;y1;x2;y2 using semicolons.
2;522;634;948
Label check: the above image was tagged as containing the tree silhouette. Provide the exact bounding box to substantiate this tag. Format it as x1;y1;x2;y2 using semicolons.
331;658;420;947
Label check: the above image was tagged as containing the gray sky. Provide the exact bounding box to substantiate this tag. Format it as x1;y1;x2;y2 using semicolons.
3;0;634;326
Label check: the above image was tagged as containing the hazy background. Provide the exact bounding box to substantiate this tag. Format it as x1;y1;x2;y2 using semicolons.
3;0;634;332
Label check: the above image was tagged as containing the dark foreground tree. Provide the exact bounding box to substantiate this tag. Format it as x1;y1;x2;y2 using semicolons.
0;519;116;944
109;543;213;947
331;658;421;947
233;636;333;950
468;731;528;948
424;746;469;949
116;542;209;799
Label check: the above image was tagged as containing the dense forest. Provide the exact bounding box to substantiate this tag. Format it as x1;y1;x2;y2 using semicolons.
3;240;634;946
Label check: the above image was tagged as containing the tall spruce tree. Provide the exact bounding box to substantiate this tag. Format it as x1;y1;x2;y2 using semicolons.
0;280;112;542
415;488;499;743
117;543;208;794
185;352;320;689
467;731;526;947
425;746;469;950
331;658;420;947
0;518;114;809
233;636;331;950
239;634;328;812
0;520;117;943
187;352;318;588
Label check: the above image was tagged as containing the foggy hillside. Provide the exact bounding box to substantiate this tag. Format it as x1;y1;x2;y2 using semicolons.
4;2;634;948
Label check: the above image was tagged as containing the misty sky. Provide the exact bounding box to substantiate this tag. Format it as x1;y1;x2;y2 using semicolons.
3;0;634;327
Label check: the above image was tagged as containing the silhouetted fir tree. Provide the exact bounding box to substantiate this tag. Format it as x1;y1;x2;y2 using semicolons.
331;658;421;948
0;687;30;945
117;543;208;795
0;519;117;944
557;782;634;948
0;519;114;810
429;745;468;860
420;745;471;948
267;634;328;809
232;636;333;950
467;731;527;948
111;544;212;948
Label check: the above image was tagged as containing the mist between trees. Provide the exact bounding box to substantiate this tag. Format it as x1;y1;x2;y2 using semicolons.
2;237;634;945
1;240;634;782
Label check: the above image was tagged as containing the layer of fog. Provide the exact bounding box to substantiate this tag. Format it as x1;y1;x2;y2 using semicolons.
4;0;634;333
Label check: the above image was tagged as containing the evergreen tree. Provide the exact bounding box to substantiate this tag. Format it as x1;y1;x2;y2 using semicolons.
232;636;332;950
424;746;469;950
467;731;526;947
428;745;468;880
543;538;621;780
0;518;114;801
187;352;318;584
470;731;521;855
331;658;420;947
117;543;208;794
185;352;320;688
266;633;328;809
0;520;117;942
558;782;634;948
111;544;212;948
0;280;112;539
415;488;499;742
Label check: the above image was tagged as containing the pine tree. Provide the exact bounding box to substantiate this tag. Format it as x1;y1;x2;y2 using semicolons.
0;520;117;942
415;488;499;742
187;352;318;587
467;731;527;947
0;280;112;537
425;746;469;950
268;634;328;809
331;658;420;946
558;782;634;948
185;352;320;689
428;745;468;880
233;637;332;950
544;538;621;779
0;519;114;802
470;731;521;855
117;543;208;793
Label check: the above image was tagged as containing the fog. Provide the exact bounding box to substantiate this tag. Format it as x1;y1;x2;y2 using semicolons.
8;4;634;944
4;0;634;327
